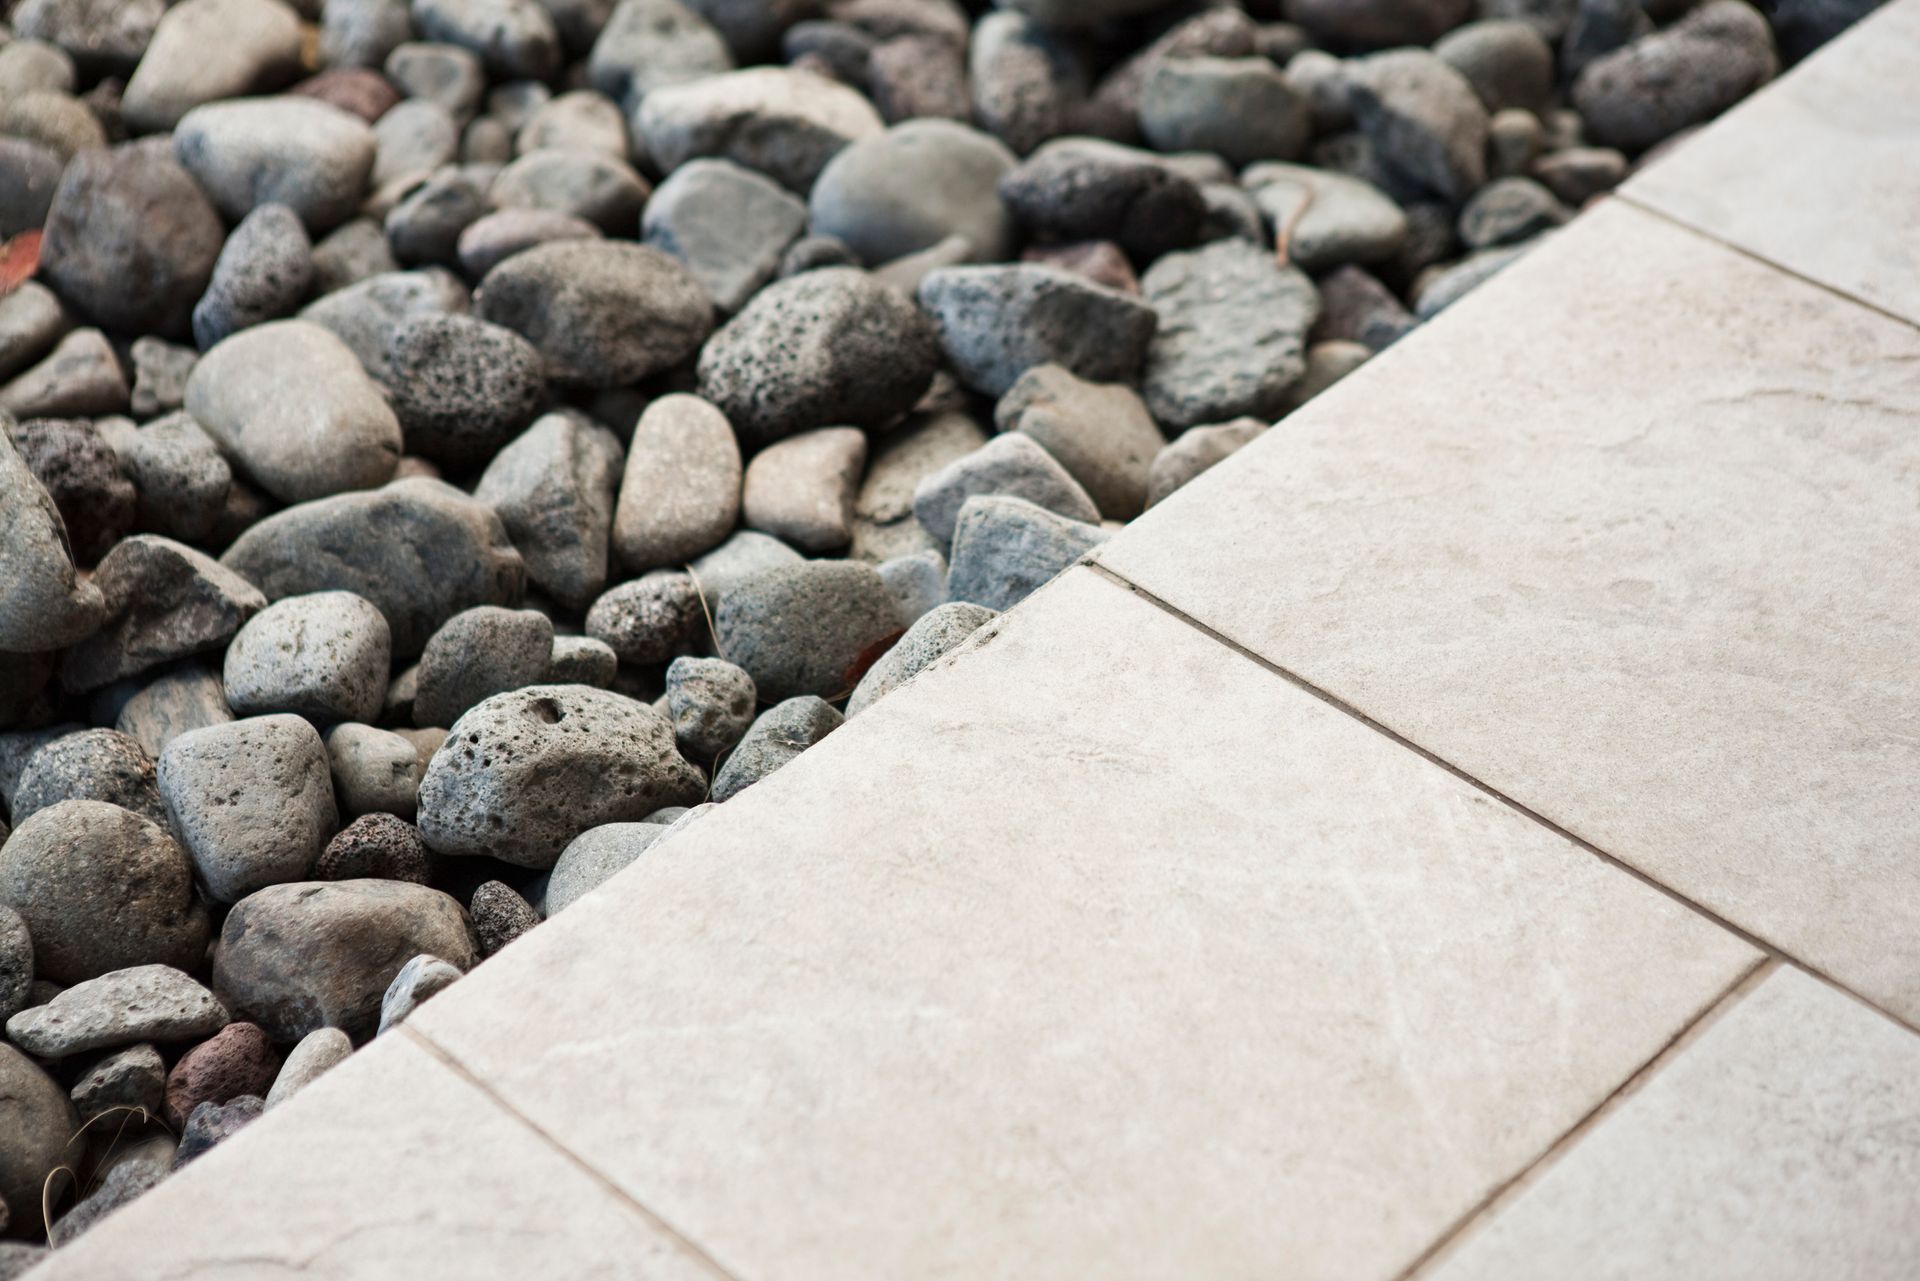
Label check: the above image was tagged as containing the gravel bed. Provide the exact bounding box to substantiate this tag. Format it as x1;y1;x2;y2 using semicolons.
0;0;1871;1258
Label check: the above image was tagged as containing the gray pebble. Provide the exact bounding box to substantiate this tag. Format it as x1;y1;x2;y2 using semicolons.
102;411;231;543
121;0;303;133
315;812;430;881
12;730;166;828
0;284;72;386
588;0;731;109
455;208;601;279
0;137;64;240
686;530;803;610
0;1044;74;1237
4;964;229;1059
0;328;128;420
912;432;1098;546
223;591;393;725
0;905;30;1023
642;158;808;313
1532;146;1628;205
158;714;338;902
1309;265;1415;354
586;572;701;665
515;88;627;156
967;11;1085;156
7;415;135;563
1146;417;1265;508
1287;0;1470;46
1281;341;1370;415
709;696;840;802
0;40;77;99
219;477;526;659
322;0;414;68
385;167;494;270
127;338;196;419
383;314;544;467
311;218;402;294
488;148;650;234
741;427;866;554
263;1027;351;1107
868;32;970;125
1140;56;1308;167
114;664;234;759
213;879;472;1040
610;393;741;573
995;365;1162;521
845;599;993;717
469;880;538;956
664;656;755;761
70;1042;166;1122
1459;176;1570;249
696;267;938;450
375;952;460;1033
638;65;885;191
1435;19;1553;115
876;548;947;625
476;241;713;389
62;535;266;693
173;1095;263;1167
475;412;621;609
0;425;107;651
714;559;901;702
174;97;378;233
1349;48;1488;202
547;635;618;687
946;493;1108;611
412;0;560;79
372;98;459;187
778;233;861;276
1245;163;1410;276
193;203;314;350
325;723;424;818
415;606;554;728
299;268;470;385
0;88;104;160
386;42;486;116
918;264;1157;398
1414;240;1536;319
1573;0;1777;152
999;138;1205;260
418;684;706;866
541;822;666;915
807;118;1015;267
850;408;986;562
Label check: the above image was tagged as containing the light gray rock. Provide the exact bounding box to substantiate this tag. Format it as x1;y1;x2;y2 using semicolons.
299;268;469;385
264;1027;352;1106
708;696;839;802
417;684;706;866
918;265;1157;398
1434;19;1553;115
516;89;628;157
0;284;72;385
475;413;621;609
850;409;987;562
945;493;1108;611
1140;238;1320;431
1141;56;1308;168
663;656;754;761
0;905;31;1023
223;592;393;725
487;148;650;233
1414;240;1536;319
1281;341;1371;414
642;158;808;312
0;1044;74;1237
611;393;742;573
1532;146;1628;206
911;432;1099;546
696;267;938;450
876;548;946;625
220;477;526;659
0;87;104;159
1244;163;1409;275
98;412;230;543
966;10;1085;156
585;571;700;665
686;530;803;609
69;1042;166;1122
158;715;338;902
325;723;423;818
846;599;993;716
414;606;554;728
741;427;865;553
413;0;559;77
212;879;473;1040
60;535;266;693
476;241;713;389
12;730;166;828
713;560;901;702
4;965;229;1059
311;219;399;296
540;822;667;914
588;0;732;109
547;635;617;687
636;65;885;192
0;425;106;651
375;952;460;1033
185;320;402;503
0;40;78;99
321;0;414;68
994;365;1163;521
172;1094;263;1167
1145;416;1265;507
174;97;378;233
385;40;486;115
121;0;303;132
0;800;206;985
0;328;128;419
1349;49;1488;201
807;119;1016;267
1573;0;1777;152
1;727;85;812
114;664;234;759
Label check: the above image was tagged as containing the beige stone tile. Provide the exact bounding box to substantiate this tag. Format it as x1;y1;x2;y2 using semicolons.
1623;0;1920;325
410;567;1758;1281
1420;966;1920;1281
1096;200;1920;1024
33;1032;727;1281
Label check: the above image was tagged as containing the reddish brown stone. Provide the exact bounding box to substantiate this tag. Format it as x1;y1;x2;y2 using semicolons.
163;1022;280;1129
316;813;433;884
289;69;401;123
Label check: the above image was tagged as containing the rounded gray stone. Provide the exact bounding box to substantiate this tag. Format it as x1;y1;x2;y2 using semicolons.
1145;416;1265;508
488;149;650;234
547;635;618;688
851;408;988;563
375;952;461;1034
588;0;733;109
1348;48;1488;202
193;203;316;351
415;606;555;729
475;412;622;609
174;97;378;233
97;412;231;544
69;1042;166;1122
911;432;1099;546
382;314;546;467
121;0;303;133
998;137;1206;261
469;880;538;956
808;119;1017;267
642;158;808;313
413;0;561;79
1573;0;1778;152
12;730;167;829
324;723;424;818
663;656;755;761
455;208;602;279
708;696;841;802
1244;163;1410;275
0;1044;74;1236
158;714;339;903
1140;56;1309;168
58;534;267;693
585;572;701;666
918;264;1158;399
540;822;667;915
636;65;884;192
298;268;471;387
114;664;235;760
1434;18;1554;115
264;1027;351;1107
713;560;901;702
417;684;707;867
1459;176;1570;249
223;591;393;725
1287;0;1470;46
846;600;995;717
687;530;804;610
610;394;742;575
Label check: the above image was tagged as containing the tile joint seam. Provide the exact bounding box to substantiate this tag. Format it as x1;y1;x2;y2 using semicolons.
1082;559;1919;1040
1612;192;1920;335
397;1024;748;1281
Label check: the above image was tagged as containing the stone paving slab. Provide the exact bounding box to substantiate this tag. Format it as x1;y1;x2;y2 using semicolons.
1417;965;1920;1281
1097;199;1920;1026
32;1031;729;1281
406;567;1759;1281
1623;0;1920;325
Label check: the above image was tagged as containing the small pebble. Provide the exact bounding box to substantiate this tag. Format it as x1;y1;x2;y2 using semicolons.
945;494;1108;612
163;1021;279;1129
664;656;756;761
709;696;842;802
324;725;426;820
586;572;702;665
264;1027;353;1107
223;591;393;725
376;953;462;1033
469;880;540;956
741;427;867;553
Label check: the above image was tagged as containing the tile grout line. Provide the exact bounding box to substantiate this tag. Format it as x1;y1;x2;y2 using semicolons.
1612;192;1920;336
1083;560;1920;1040
1388;956;1780;1281
398;1024;749;1281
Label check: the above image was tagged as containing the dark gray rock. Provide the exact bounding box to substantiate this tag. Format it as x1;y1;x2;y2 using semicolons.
476;241;713;390
114;664;234;759
223;592;393;725
185;320;402;503
713;560;901;702
681;0;812;62
60;535;267;693
547;635;618;687
69;1042;166;1122
1244;162;1410;275
911;432;1098;546
11;0;166;75
475;413;621;609
1770;0;1885;61
413;0;561;78
708;696;840;801
918;265;1157;398
1287;0;1469;46
946;494;1108;611
1574;0;1778;152
12;730;167;828
385;41;486;116
1532;146;1628;206
0;1044;74;1238
1139;56;1308;168
5;964;229;1059
1140;238;1319;431
807;119;1015;267
876;547;946;624
97;412;230;544
384;166;489;267
642;158;808;312
455;208;601;279
417;684;706;866
1414;241;1536;319
35;146;225;341
1434;19;1553;115
1563;0;1653;79
172;1095;263;1167
0;328;128;421
541;822;667;914
469;880;538;956
7;416;135;565
213;879;472;1040
0;905;30;1023
415;606;554;728
967;11;1086;155
382;314;544;467
55;1146;165;1238
487;149;650;235
375;952;460;1033
0;138;64;239
635;65;885;192
696;267;938;449
998;138;1205;261
174;97;378;233
158;715;338;902
0;284;72;386
1349;49;1488;201
846;600;993;716
321;0;415;69
299;268;470;386
868;31;970;125
312;218;403;295
1459;176;1570;249
193;204;316;350
585;572;702;665
220;477;527;659
0;799;206;985
1309;265;1417;353
994;365;1162;521
315;812;431;882
663;656;755;761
